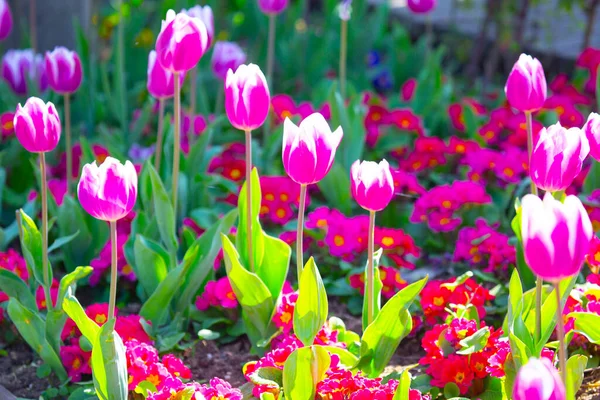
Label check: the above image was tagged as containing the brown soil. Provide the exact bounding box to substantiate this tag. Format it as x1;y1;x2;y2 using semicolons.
183;338;257;387
0;342;52;398
578;368;600;400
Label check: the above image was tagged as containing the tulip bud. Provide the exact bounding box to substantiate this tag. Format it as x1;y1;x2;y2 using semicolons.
258;0;289;15
584;112;600;161
13;97;61;153
211;42;246;81
351;159;394;212
407;0;437;14
77;157;138;222
182;5;214;48
513;358;566;400
225;64;270;131
147;50;184;99
0;0;13;41
44;47;83;94
155;10;209;73
2;49;47;95
282;113;343;185
530;123;589;193
521;193;593;283
505;54;547;113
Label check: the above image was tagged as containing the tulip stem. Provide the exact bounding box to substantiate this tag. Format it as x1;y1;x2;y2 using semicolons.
190;67;197;116
64;94;72;195
172;72;181;223
30;0;37;54
526;109;543;343
296;184;307;283
367;210;376;326
266;14;276;91
525;111;538;196
245;129;254;273
554;281;567;385
108;220;118;322
39;152;52;312
339;19;348;98
154;99;165;173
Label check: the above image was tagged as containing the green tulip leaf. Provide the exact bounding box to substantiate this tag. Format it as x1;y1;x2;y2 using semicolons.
282;346;331;400
294;257;328;347
357;277;427;377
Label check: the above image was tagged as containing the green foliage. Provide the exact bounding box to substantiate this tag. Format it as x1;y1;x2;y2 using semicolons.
566;354;587;400
294;257;328;347
362;248;383;331
282;346;331;400
356;277;428;377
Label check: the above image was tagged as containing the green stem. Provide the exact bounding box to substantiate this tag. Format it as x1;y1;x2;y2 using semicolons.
190;67;197;116
554;281;567;385
266;14;276;91
154;98;165;173
64;94;72;195
172;73;181;222
367;210;376;325
296;184;307;283
245;129;254;272
108;220;118;321
525;111;538;197
339;19;348;98
526;110;542;343
116;0;127;145
39;152;52;312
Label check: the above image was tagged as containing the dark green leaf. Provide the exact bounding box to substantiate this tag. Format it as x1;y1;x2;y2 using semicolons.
0;268;37;310
133;235;170;297
457;327;490;355
18;209;48;286
147;162;177;252
48;230;81;253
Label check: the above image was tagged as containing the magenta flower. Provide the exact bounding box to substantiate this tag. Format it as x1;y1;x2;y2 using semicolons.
77;157;138;222
211;41;246;81
350;159;394;212
513;358;565;400
0;0;12;41
505;54;547;113
282;113;343;185
182;5;214;47
44;47;83;94
2;49;47;95
584;112;600;161
258;0;289;15
530;123;589;193
407;0;437;13
147;50;183;99
521;193;593;283
225;63;270;131
155;10;209;73
13;97;61;153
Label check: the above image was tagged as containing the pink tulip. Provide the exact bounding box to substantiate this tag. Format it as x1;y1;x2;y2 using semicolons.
351;159;394;212
225;64;270;131
147;50;184;99
13;97;61;153
521;193;592;283
258;0;289;15
155;10;209;73
530;123;589;192
2;49;47;95
77;157;138;222
44;47;83;94
513;358;566;400
584;112;600;161
182;5;214;48
282;113;343;185
211;42;246;81
407;0;437;14
0;0;13;41
505;54;547;113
